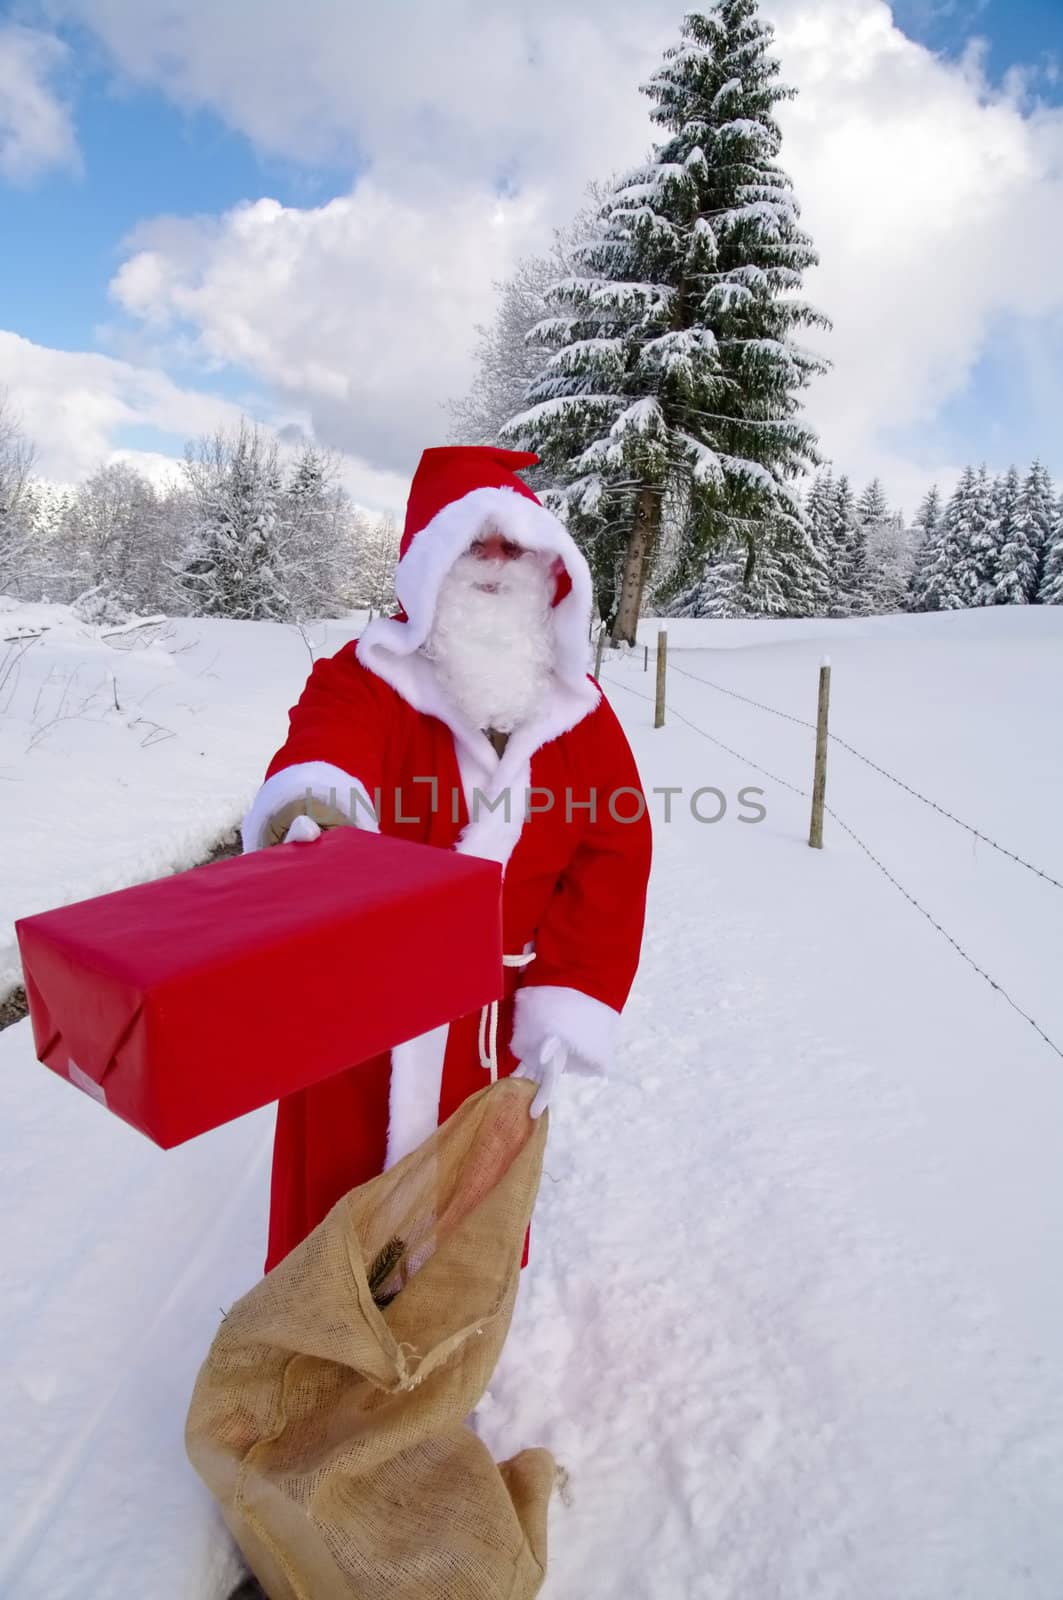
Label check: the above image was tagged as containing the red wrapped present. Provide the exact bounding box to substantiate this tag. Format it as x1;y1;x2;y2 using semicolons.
15;829;503;1148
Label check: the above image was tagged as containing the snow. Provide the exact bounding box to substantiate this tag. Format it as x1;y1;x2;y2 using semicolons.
712;77;742;110
676;432;724;486
503;392;621;436
610;396;665;439
718;198;797;239
720;450;795;500
715;117;773;142
3;605;1063;1597
705;279;754;311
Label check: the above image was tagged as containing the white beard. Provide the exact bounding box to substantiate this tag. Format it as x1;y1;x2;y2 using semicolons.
423;550;556;734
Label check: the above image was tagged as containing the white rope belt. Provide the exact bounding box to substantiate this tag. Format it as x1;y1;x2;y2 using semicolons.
478;949;536;1083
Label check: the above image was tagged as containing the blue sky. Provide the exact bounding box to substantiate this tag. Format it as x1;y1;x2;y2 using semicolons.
1;0;1062;509
893;0;1063;90
2;49;357;350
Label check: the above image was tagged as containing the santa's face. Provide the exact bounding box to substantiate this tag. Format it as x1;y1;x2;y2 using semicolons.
423;529;557;735
469;531;525;575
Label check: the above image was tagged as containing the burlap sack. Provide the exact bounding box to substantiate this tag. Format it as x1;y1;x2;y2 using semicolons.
186;1077;555;1600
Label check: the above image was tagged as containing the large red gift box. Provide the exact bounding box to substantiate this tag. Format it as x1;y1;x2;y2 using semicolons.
15;828;503;1148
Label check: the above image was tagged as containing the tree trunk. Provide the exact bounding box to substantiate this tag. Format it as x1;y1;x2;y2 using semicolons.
612;487;661;645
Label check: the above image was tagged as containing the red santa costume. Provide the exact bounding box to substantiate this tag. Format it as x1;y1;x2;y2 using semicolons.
242;445;652;1273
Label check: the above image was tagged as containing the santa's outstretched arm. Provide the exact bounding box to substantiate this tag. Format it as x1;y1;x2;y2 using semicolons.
511;697;652;1076
241;647;384;852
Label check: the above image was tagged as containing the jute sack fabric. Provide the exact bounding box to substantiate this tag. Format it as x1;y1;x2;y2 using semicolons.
186;1077;555;1600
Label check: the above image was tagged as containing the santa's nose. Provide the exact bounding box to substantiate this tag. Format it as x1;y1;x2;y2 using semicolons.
472;532;524;562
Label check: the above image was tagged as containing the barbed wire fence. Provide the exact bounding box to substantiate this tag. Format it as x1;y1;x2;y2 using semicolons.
601;648;1063;1065
667;659;1063;894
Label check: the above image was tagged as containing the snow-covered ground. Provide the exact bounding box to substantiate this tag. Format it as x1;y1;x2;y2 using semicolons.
2;602;1062;1598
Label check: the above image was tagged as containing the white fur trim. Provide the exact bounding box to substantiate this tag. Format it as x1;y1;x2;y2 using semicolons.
361;485;595;691
241;761;380;853
512;984;621;1074
384;1023;450;1169
356;487;601;876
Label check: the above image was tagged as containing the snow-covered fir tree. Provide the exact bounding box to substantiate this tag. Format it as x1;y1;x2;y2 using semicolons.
1002;460;1055;603
846;477;893;614
177;423;289;622
964;465;1000;604
282;443;353;617
501;1;827;639
1039;494;1063;605
911;485;941;558
856;478;888;527
666;513;827;618
982;465;1021;605
825;475;862;616
908;485;942;610
916;466;985;611
666;530;750;617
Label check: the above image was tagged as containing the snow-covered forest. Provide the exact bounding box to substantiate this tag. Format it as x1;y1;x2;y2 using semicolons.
684;460;1063;620
0;397;399;624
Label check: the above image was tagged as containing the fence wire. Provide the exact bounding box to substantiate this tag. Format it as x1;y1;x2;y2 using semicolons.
666;658;1063;894
602;665;1063;1066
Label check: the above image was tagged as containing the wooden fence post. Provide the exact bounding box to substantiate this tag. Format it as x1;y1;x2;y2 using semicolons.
808;657;831;848
594;624;607;679
654;630;668;728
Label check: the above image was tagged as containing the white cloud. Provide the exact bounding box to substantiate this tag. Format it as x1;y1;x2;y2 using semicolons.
108;185;558;478
40;0;670;203
0;330;410;513
774;1;1063;501
0;24;79;183
17;0;1063;509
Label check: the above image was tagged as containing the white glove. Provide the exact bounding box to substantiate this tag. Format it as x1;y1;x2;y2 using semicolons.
512;1035;567;1119
283;814;322;843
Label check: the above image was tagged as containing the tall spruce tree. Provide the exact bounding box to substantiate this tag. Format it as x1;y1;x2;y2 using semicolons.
918;466;983;611
856;478;888;527
667;512;827;618
501;1;827;640
825;474;861;616
909;485;943;610
283;442;352;617
984;465;1022;604
1039;494;1063;605
802;467;836;615
668;534;748;618
1005;460;1056;602
964;465;999;603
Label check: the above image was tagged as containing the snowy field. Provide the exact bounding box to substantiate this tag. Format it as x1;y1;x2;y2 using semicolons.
2;602;1062;1598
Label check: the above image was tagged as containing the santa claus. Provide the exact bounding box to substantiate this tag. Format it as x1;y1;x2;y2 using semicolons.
242;445;652;1272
